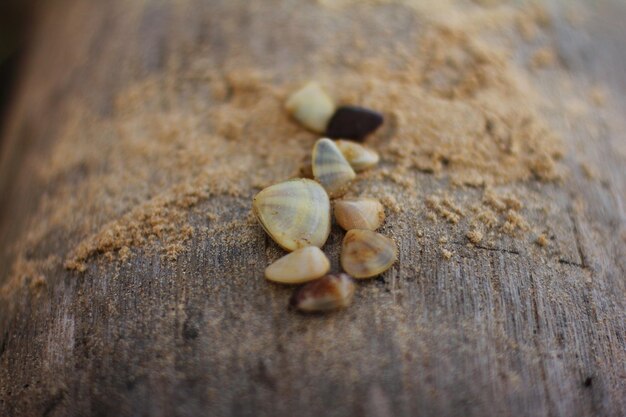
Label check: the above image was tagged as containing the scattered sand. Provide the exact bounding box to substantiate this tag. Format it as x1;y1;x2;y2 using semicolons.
530;47;558;69
466;229;484;245
535;234;549;247
426;195;463;225
589;86;607;107
579;161;599;180
0;255;59;298
1;0;583;296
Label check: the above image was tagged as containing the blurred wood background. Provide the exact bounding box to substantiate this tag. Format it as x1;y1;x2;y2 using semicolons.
0;0;624;416
0;0;37;130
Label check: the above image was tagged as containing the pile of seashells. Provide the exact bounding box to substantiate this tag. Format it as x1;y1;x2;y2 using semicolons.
252;82;397;313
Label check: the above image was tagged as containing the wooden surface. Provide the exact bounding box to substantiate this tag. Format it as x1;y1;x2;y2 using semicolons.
0;1;625;416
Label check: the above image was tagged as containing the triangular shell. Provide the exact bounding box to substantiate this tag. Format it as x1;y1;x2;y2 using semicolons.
335;140;380;172
265;247;330;284
285;82;335;133
312;138;356;198
334;198;385;231
341;229;397;278
253;179;331;251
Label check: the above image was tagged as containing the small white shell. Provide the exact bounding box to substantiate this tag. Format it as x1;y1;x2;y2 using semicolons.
335;140;380;172
285;82;335;133
265;247;330;284
290;273;356;312
253;179;331;251
341;229;397;279
334;198;385;231
312;138;356;198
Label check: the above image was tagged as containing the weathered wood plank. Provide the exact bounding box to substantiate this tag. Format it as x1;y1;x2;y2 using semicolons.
0;0;624;416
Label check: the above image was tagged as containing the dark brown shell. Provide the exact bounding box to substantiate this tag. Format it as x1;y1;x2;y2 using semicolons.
289;273;355;313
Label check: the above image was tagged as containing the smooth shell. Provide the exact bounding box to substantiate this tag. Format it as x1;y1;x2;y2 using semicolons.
312;138;356;198
285;82;335;133
341;229;397;278
253;179;331;251
325;106;384;141
289;273;355;312
335;140;380;172
265;247;330;284
334;198;385;231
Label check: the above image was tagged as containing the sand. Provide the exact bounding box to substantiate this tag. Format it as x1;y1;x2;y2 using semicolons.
2;0;593;297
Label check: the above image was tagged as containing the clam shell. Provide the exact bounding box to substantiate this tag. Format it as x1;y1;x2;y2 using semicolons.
341;229;397;278
335;140;380;172
312;138;356;198
285;82;335;133
325;106;384;141
289;273;355;312
265;247;330;284
334;198;385;231
253;179;331;251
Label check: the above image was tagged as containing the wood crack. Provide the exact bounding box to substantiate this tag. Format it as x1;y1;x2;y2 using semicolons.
557;258;586;269
529;271;557;417
451;241;592;271
450;241;521;256
568;205;588;269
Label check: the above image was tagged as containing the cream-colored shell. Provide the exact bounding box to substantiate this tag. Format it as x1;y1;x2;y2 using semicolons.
312;138;356;198
265;247;330;284
341;229;397;279
285;82;335;133
334;198;385;231
335;140;380;172
253;179;331;251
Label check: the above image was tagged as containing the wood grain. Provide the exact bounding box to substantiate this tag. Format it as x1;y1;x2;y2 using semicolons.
0;1;624;416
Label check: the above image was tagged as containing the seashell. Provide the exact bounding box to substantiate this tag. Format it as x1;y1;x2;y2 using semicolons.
285;82;335;133
335;140;380;172
334;198;385;231
340;229;397;278
312;138;356;198
253;179;331;251
289;273;355;313
326;106;384;141
265;247;330;284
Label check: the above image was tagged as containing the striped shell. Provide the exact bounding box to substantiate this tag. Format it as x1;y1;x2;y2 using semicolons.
334;198;385;231
290;273;356;313
265;247;330;284
335;140;380;172
312;138;356;198
253;179;331;251
340;229;397;278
